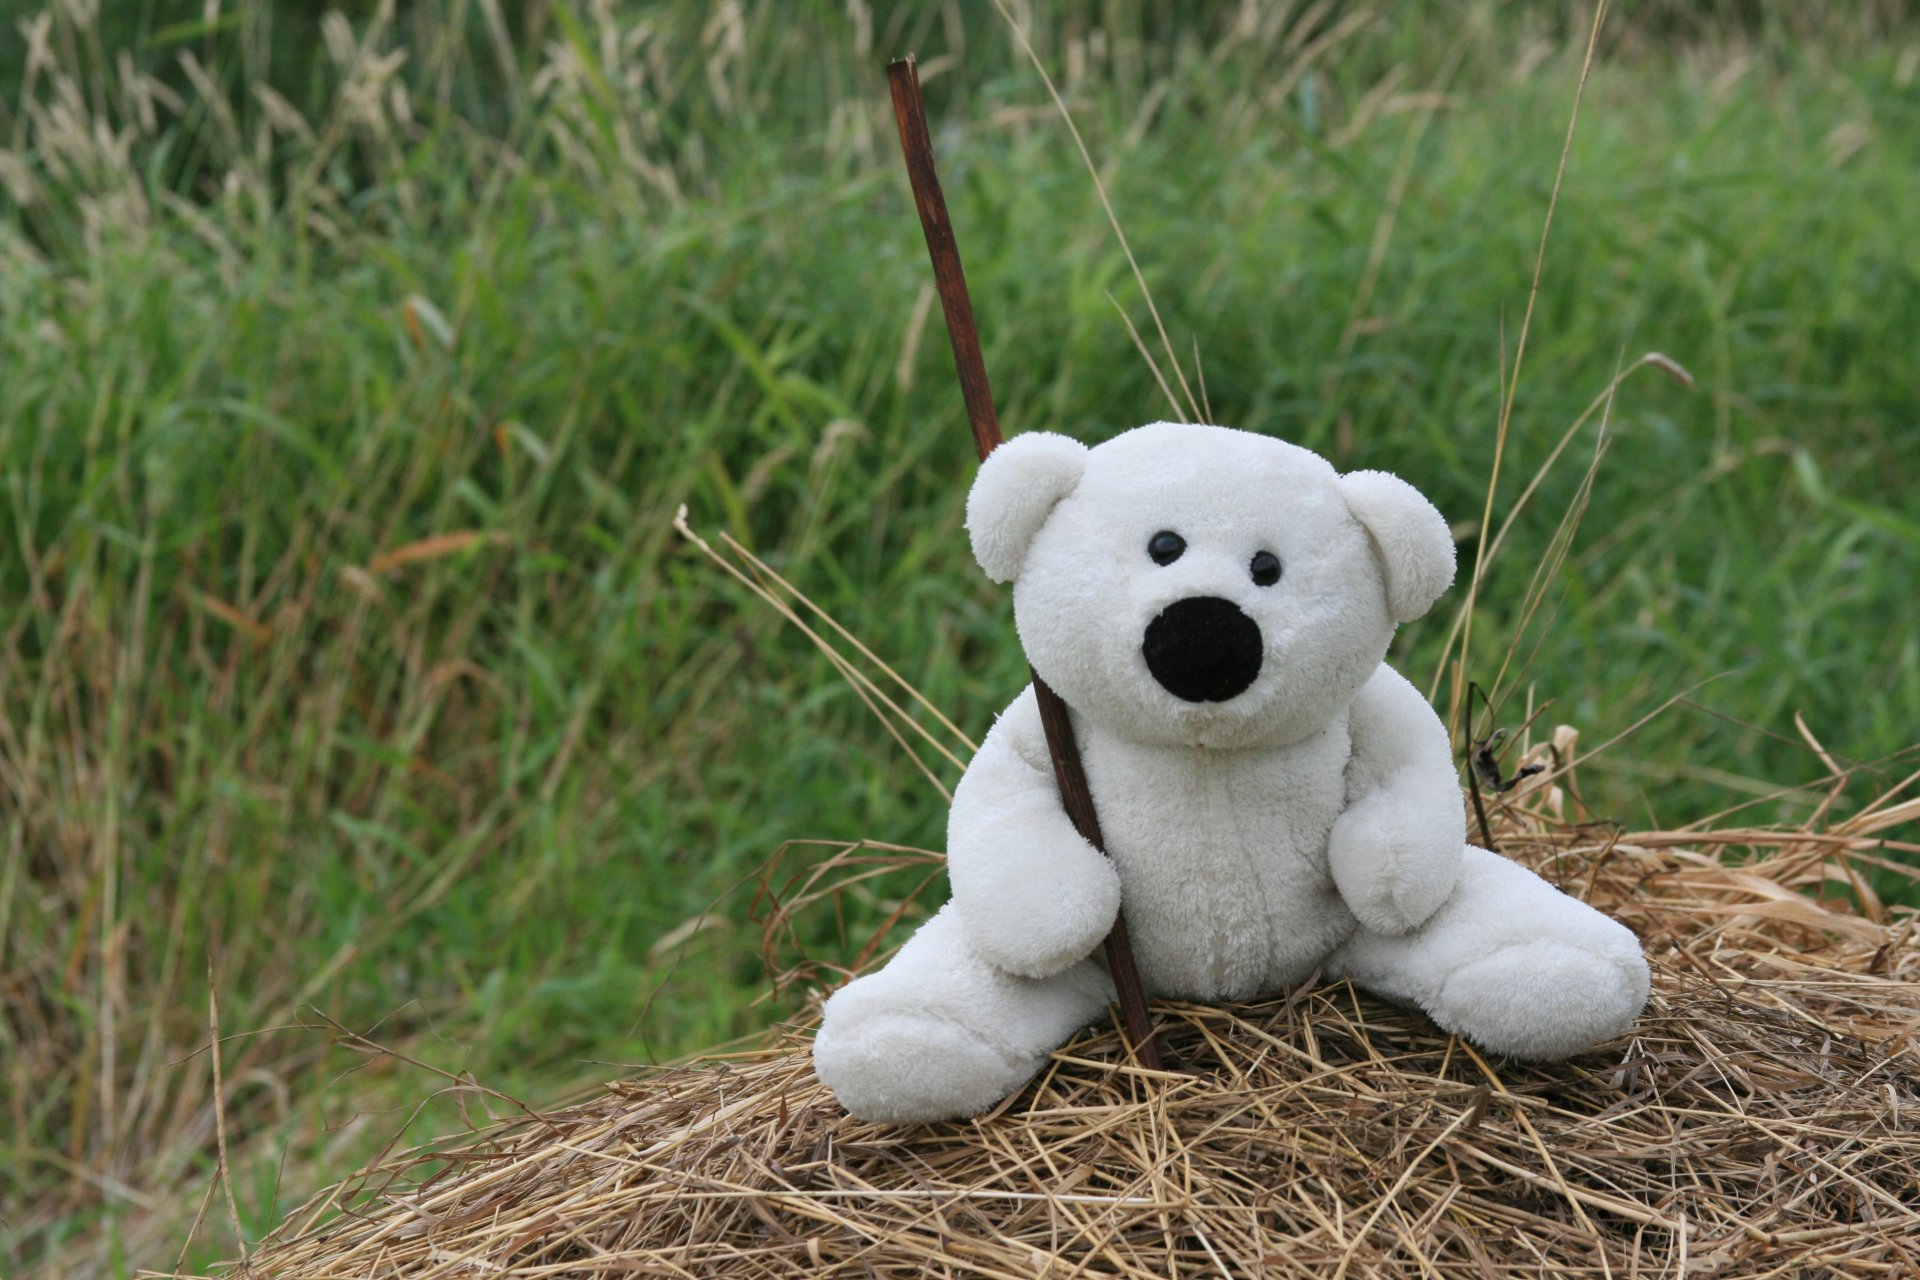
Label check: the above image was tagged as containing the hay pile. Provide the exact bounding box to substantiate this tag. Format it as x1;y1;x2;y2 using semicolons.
194;765;1920;1278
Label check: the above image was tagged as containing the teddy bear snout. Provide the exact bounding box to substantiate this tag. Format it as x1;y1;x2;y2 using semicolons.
1141;596;1264;703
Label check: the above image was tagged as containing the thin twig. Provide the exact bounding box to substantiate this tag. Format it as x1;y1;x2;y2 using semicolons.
1450;0;1611;732
208;960;252;1269
1464;686;1499;853
992;0;1200;424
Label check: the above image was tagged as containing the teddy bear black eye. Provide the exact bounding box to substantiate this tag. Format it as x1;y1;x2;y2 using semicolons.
1147;531;1186;566
1250;550;1282;587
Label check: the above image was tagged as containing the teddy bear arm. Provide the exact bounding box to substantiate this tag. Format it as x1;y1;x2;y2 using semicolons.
946;694;1122;978
1329;666;1467;934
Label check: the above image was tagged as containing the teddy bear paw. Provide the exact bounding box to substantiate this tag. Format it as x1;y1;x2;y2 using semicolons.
1435;938;1649;1061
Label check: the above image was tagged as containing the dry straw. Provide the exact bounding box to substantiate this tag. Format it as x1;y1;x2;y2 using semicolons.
178;750;1920;1279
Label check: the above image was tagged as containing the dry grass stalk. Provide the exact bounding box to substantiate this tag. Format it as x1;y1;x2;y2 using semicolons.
173;758;1920;1279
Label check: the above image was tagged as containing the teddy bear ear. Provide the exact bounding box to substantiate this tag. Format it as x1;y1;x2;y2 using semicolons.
966;432;1090;583
1338;469;1457;622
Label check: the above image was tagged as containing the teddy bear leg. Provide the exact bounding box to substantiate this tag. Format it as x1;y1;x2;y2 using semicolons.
1328;846;1649;1060
813;903;1115;1124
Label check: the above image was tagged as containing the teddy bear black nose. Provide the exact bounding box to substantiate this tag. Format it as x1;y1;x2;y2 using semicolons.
1141;596;1263;703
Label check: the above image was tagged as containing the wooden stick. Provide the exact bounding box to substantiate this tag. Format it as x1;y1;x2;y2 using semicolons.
887;55;1161;1071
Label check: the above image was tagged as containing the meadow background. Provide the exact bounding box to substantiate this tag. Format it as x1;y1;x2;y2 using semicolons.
2;1;1916;1274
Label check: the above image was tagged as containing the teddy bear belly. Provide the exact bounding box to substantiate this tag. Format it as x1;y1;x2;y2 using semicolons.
1084;730;1359;1001
1111;851;1358;1000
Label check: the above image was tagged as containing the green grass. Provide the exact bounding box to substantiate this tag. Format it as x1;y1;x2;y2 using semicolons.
3;2;1917;1273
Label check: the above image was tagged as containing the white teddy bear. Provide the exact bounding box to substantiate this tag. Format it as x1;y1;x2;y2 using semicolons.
813;422;1649;1124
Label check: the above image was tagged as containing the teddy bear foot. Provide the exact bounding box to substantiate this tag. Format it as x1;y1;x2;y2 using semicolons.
813;1009;1036;1125
1431;938;1647;1060
1331;845;1649;1061
812;903;1114;1124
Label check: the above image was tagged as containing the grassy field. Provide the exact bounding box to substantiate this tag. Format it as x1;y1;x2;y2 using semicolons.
3;1;1917;1273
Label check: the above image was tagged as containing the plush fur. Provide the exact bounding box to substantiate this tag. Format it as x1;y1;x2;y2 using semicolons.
814;423;1649;1124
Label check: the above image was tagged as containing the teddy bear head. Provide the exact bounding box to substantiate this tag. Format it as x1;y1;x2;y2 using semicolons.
966;423;1455;750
